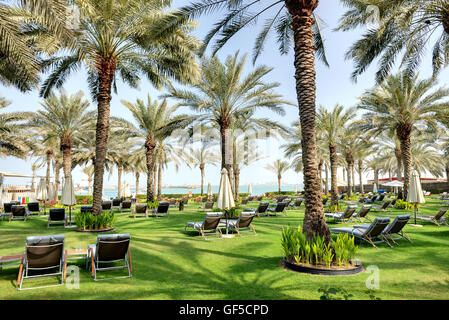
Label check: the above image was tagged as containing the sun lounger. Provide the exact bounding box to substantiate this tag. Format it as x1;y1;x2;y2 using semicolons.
87;233;132;281
355;215;412;245
265;202;288;217
80;206;93;213
352;205;373;222
149;202;170;217
185;213;223;239
120;200;132;212
241;198;249;205
243;202;270;217
101;201;112;213
200;201;214;211
322;198;329;206
18;234;65;290
221;212;256;236
112;198;122;211
416;209;448;226
331;217;392;248
373;201;391;213
47;208;67;228
133;203;148;218
27;202;42;216
324;205;357;223
290;198;303;208
8;205;30;222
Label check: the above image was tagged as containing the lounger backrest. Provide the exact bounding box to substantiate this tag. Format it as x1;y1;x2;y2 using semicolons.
237;213;255;228
26;234;65;269
435;209;448;220
257;202;270;213
381;201;391;210
364;217;391;237
112;198;121;206
355;205;372;218
121;200;132;209
342;205;357;219
96;233;130;262
371;195;378;202
294;198;302;206
135;203;147;213
27;202;40;212
205;202;214;209
80;206;93;213
3;202;13;213
157;202;169;213
102;201;112;210
377;195;385;202
284;198;292;206
391;198;397;206
275;202;287;212
322;198;328;205
385;215;410;234
257;196;263;201
11;205;26;217
202;213;222;230
170;199;177;205
49;208;65;221
241;199;248;204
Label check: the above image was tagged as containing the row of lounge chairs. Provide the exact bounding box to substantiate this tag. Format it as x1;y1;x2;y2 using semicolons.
185;212;256;239
331;215;412;248
1;233;132;290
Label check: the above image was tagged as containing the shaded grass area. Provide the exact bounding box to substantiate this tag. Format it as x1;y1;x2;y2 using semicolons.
1;196;449;299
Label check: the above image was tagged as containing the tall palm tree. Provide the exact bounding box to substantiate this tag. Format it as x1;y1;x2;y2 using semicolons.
82;165;94;195
128;150;147;197
41;0;201;214
176;0;331;240
0;97;32;157
316;105;357;205
0;0;72;91
358;72;449;198
339;0;449;82
190;142;220;197
164;52;290;189
266;160;290;194
107;133;133;198
31;133;59;197
115;96;195;202
30;90;94;179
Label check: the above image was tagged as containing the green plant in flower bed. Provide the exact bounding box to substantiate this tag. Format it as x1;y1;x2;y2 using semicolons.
344;195;359;201
395;199;417;210
147;201;159;210
325;204;345;213
281;225;358;268
75;210;116;231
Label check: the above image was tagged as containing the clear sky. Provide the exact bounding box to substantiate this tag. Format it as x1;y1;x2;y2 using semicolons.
1;1;448;188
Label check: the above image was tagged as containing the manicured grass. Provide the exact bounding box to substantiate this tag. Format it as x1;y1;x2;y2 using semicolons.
1;196;449;299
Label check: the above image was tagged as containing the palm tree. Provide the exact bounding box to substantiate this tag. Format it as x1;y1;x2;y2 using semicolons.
164;52;290;189
115;96;195;202
0;0;72;91
30;90;94;179
107;133;133;198
316;105;357;205
176;0;331;240
339;0;449;82
0;97;32;157
41;0;200;215
358;72;449;198
266;160;290;194
82;165;94;195
190;142;220;197
128;150;147;197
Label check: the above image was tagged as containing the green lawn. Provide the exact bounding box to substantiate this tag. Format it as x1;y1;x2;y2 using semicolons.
1;197;449;300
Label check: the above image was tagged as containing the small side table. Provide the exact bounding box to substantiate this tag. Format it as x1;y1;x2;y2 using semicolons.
64;249;88;280
0;254;24;272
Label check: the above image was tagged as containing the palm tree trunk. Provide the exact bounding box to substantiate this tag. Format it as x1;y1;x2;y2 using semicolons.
92;59;116;215
200;164;205;196
220;122;234;193
286;0;328;241
374;168;379;192
61;137;72;178
157;162;162;200
318;159;323;193
399;136;412;200
394;147;403;182
54;160;61;202
234;167;240;201
45;149;52;198
351;166;355;194
324;163;329;196
117;165;123;198
278;175;282;194
329;144;338;206
88;176;92;195
145;138;156;202
446;164;449;189
347;164;353;197
358;160;364;194
135;172;140;196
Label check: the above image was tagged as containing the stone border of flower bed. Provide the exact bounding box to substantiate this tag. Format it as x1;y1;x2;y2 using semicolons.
75;227;115;233
282;258;364;276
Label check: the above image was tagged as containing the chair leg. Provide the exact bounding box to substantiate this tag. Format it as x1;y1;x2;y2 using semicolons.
250;224;256;235
128;248;132;273
90;248;95;277
17;259;24;288
64;251;68;280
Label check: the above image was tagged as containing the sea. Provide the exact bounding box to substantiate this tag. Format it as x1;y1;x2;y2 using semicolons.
77;184;301;199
